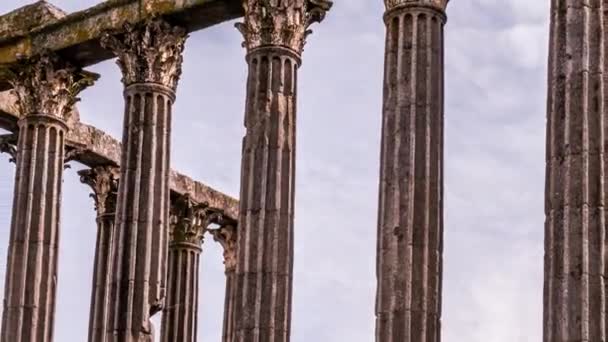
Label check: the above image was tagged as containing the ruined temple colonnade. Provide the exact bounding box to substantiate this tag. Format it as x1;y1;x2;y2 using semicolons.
0;0;332;342
0;0;606;342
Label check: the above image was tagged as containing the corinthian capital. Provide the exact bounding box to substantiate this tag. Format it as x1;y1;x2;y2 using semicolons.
101;19;187;90
236;0;332;54
4;54;97;122
79;166;120;216
170;194;225;246
0;134;17;163
384;0;449;12
209;224;237;273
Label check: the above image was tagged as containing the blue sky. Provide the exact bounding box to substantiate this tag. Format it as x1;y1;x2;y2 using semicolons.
0;1;549;341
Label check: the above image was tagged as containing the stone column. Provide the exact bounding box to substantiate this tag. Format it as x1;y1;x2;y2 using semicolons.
161;195;204;342
543;1;607;341
209;224;237;342
375;1;448;341
79;166;119;342
233;1;331;340
100;19;187;341
0;54;96;342
160;195;224;342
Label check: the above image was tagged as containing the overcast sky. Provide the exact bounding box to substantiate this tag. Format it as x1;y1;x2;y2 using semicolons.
0;1;549;341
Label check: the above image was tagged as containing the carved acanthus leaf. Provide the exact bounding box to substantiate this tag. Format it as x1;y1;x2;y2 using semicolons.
78;166;119;216
384;0;449;12
4;53;97;121
0;134;17;163
101;19;188;90
209;224;238;272
169;194;226;246
236;0;332;54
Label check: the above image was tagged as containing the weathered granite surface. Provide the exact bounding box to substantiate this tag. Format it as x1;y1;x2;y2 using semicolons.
543;1;608;341
0;90;238;220
0;0;243;90
231;2;332;342
78;166;118;342
102;19;185;339
375;1;448;342
0;1;66;40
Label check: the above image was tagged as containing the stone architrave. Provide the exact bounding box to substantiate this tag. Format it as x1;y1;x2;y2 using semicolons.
543;1;607;341
375;1;448;341
160;194;224;342
79;166;120;342
0;54;96;342
209;224;237;342
100;19;187;341
232;1;331;340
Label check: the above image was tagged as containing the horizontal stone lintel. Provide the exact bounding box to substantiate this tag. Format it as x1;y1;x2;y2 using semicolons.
0;0;243;90
0;93;239;221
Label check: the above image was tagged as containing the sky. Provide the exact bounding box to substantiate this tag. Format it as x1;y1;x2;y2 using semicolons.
0;1;549;341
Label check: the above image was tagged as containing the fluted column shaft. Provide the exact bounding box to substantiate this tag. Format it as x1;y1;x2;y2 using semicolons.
79;167;119;342
106;81;174;341
100;20;186;342
161;244;201;342
233;46;299;342
543;1;607;341
233;2;331;341
0;55;95;342
2;116;66;342
222;271;236;342
375;2;447;342
161;195;217;342
91;213;116;340
210;225;237;342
